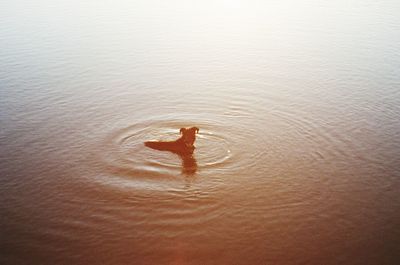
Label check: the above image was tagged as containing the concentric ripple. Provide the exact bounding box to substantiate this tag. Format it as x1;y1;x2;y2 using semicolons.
100;119;235;179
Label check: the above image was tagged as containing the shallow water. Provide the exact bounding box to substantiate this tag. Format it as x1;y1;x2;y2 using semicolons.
1;0;400;264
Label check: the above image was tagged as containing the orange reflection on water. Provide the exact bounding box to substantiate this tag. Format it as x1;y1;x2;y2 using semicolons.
180;153;197;175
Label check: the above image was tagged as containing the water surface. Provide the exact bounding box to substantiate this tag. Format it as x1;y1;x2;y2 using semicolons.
1;0;400;264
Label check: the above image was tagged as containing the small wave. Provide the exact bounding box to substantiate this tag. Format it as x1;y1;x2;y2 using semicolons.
99;119;236;182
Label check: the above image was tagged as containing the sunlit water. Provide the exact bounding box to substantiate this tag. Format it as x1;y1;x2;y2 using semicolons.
1;0;400;264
